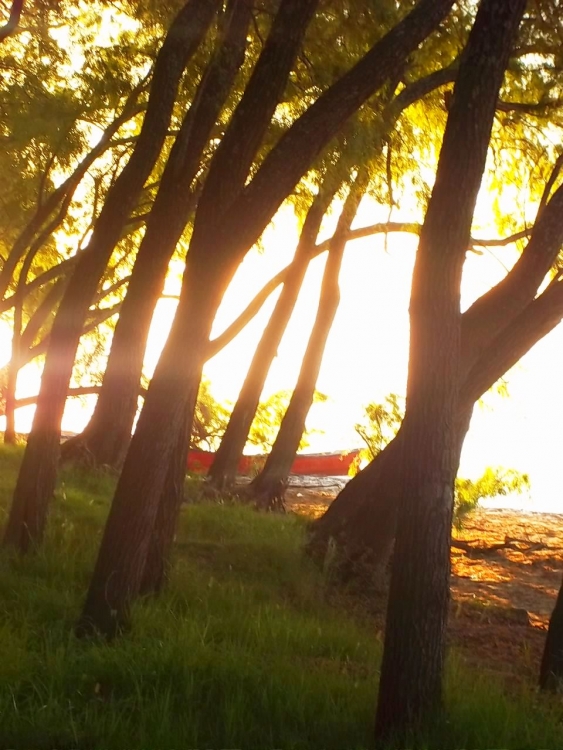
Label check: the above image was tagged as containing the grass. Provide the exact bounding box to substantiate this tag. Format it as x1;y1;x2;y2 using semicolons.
0;445;561;749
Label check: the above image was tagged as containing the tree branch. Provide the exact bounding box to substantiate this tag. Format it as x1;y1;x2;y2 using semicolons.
462;280;563;407
0;0;23;42
2;384;149;416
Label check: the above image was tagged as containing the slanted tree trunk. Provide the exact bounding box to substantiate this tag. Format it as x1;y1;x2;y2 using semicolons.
207;180;337;490
3;353;17;444
307;407;471;582
307;184;563;579
309;271;563;580
0;0;24;44
540;575;563;691
374;1;526;742
139;407;193;597
2;0;218;553
250;171;367;509
76;0;456;637
77;0;324;636
3;278;22;445
61;0;252;469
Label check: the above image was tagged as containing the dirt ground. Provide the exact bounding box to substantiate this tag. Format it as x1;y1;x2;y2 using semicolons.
285;486;563;683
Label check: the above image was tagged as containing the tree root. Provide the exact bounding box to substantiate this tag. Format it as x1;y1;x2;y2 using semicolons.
451;535;548;555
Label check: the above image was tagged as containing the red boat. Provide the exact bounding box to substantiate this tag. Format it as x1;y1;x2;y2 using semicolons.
187;448;359;476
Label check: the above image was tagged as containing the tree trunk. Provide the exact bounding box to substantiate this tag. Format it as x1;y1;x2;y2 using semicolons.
308;268;563;577
307;408;472;575
250;172;367;508
207;181;336;490
2;0;217;553
374;1;526;742
75;256;224;637
76;0;455;636
540;575;563;691
3;367;17;444
3;324;20;444
61;0;252;469
0;0;24;44
139;408;192;597
77;0;321;635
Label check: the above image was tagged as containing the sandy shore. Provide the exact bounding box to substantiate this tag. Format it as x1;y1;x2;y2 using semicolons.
287;490;563;681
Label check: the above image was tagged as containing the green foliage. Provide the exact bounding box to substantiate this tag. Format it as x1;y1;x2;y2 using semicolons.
0;446;561;749
454;467;530;530
248;389;328;452
354;395;530;525
191;377;230;451
190;382;329;454
354;393;404;461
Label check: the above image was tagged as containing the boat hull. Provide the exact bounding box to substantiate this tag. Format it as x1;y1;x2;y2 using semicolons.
187;449;359;476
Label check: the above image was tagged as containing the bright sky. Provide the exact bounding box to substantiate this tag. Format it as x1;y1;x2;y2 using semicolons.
2;194;563;512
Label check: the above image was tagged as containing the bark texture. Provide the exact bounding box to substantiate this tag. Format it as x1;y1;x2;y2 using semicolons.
61;0;252;468
77;0;322;635
3;0;218;553
540;575;563;691
77;0;455;637
308;172;563;582
139;408;193;597
374;1;526;742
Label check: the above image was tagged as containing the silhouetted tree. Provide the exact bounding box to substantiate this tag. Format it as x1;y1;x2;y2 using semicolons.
374;0;527;742
76;0;456;637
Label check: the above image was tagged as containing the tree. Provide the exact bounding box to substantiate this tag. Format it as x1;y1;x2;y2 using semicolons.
374;1;527;742
3;0;219;552
540;576;563;691
248;390;327;453
354;394;530;530
0;1;24;43
250;168;368;509
453;466;529;529
205;58;457;491
206;169;340;490
353;394;403;462
190;378;231;451
76;0;457;638
60;0;253;468
307;177;563;580
3;267;128;444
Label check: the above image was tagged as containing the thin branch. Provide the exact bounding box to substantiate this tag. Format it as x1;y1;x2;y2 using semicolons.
538;152;563;216
3;384;149;416
0;0;24;42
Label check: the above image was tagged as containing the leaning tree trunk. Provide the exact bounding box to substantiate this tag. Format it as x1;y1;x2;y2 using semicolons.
3;343;18;444
3;283;24;445
76;0;457;637
139;405;193;597
374;0;526;743
306;408;472;581
307;171;563;585
61;0;252;469
250;170;367;509
540;574;563;691
207;180;337;490
76;0;323;636
75;267;213;638
308;260;563;579
2;0;218;554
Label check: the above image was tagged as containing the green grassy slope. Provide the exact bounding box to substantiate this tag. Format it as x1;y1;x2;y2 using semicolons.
0;446;560;749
